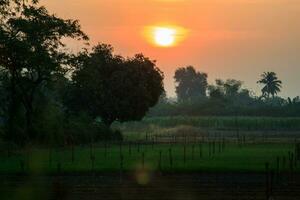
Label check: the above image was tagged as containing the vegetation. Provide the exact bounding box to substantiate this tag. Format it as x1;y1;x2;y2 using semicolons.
116;116;300;132
257;72;282;99
0;1;299;157
0;143;296;173
150;67;300;117
0;1;163;145
174;66;208;102
69;44;164;127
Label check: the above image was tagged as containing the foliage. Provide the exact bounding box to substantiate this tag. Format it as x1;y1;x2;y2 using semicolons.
0;0;87;143
118;116;300;131
0;143;295;173
257;72;282;98
70;44;164;126
174;66;208;102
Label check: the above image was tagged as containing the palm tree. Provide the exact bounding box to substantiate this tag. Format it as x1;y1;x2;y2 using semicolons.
257;72;282;98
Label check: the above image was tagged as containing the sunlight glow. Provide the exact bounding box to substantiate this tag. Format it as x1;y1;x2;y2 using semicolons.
154;27;176;47
143;25;188;48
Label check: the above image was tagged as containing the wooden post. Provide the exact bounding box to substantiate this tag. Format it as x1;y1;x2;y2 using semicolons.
290;153;294;172
49;147;52;167
192;145;195;160
222;137;225;152
120;154;123;183
169;148;173;170
265;162;270;200
199;143;203;158
276;156;280;181
183;145;186;164
104;141;107;158
142;152;145;169
282;156;286;171
159;151;162;171
71;144;74;163
152;138;154;149
91;154;95;172
209;142;211;157
119;142;123;155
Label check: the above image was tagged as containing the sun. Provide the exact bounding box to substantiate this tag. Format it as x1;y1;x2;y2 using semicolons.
143;25;188;48
153;27;176;47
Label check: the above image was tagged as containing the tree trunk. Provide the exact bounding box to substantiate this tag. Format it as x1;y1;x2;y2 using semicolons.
7;74;20;144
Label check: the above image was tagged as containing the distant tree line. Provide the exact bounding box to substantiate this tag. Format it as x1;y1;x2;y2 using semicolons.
149;66;300;117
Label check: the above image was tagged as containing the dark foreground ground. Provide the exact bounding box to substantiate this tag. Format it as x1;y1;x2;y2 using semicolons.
1;172;300;200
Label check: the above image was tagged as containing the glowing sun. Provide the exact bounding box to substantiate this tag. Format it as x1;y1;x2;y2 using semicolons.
154;27;176;47
143;25;188;48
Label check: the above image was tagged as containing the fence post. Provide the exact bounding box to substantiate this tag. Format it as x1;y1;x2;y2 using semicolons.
199;143;203;158
104;141;107;158
183;145;186;164
209;142;211;157
120;154;123;183
159;151;162;171
265;162;270;200
169;148;173;170
222;137;225;152
49;147;52;167
71;144;74;163
142;152;145;169
276;156;280;182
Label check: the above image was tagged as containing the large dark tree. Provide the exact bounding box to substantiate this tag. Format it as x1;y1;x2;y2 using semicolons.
71;44;164;127
257;72;282;98
174;66;208;102
0;0;88;142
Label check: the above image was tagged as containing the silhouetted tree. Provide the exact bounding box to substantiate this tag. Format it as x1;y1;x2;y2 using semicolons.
174;66;208;102
257;72;282;98
71;44;164;127
0;0;88;142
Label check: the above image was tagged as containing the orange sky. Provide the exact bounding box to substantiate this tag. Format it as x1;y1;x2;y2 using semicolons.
44;0;300;98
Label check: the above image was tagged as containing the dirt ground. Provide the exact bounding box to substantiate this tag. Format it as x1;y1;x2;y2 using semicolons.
1;172;300;200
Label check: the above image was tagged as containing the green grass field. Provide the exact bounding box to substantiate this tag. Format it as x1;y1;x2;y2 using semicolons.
0;142;297;174
115;116;300;132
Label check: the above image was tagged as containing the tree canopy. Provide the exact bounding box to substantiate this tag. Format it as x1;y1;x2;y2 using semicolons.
174;66;208;102
0;0;88;143
70;44;164;126
257;72;282;98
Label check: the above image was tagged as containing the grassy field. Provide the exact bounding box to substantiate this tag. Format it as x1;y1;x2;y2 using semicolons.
1;116;300;174
115;116;300;132
0;142;297;174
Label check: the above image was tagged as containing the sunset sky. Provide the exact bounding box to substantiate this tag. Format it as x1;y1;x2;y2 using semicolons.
44;0;300;98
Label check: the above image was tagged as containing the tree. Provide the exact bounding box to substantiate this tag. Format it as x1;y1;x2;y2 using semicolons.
257;72;282;98
0;1;88;142
71;44;164;127
174;66;208;102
